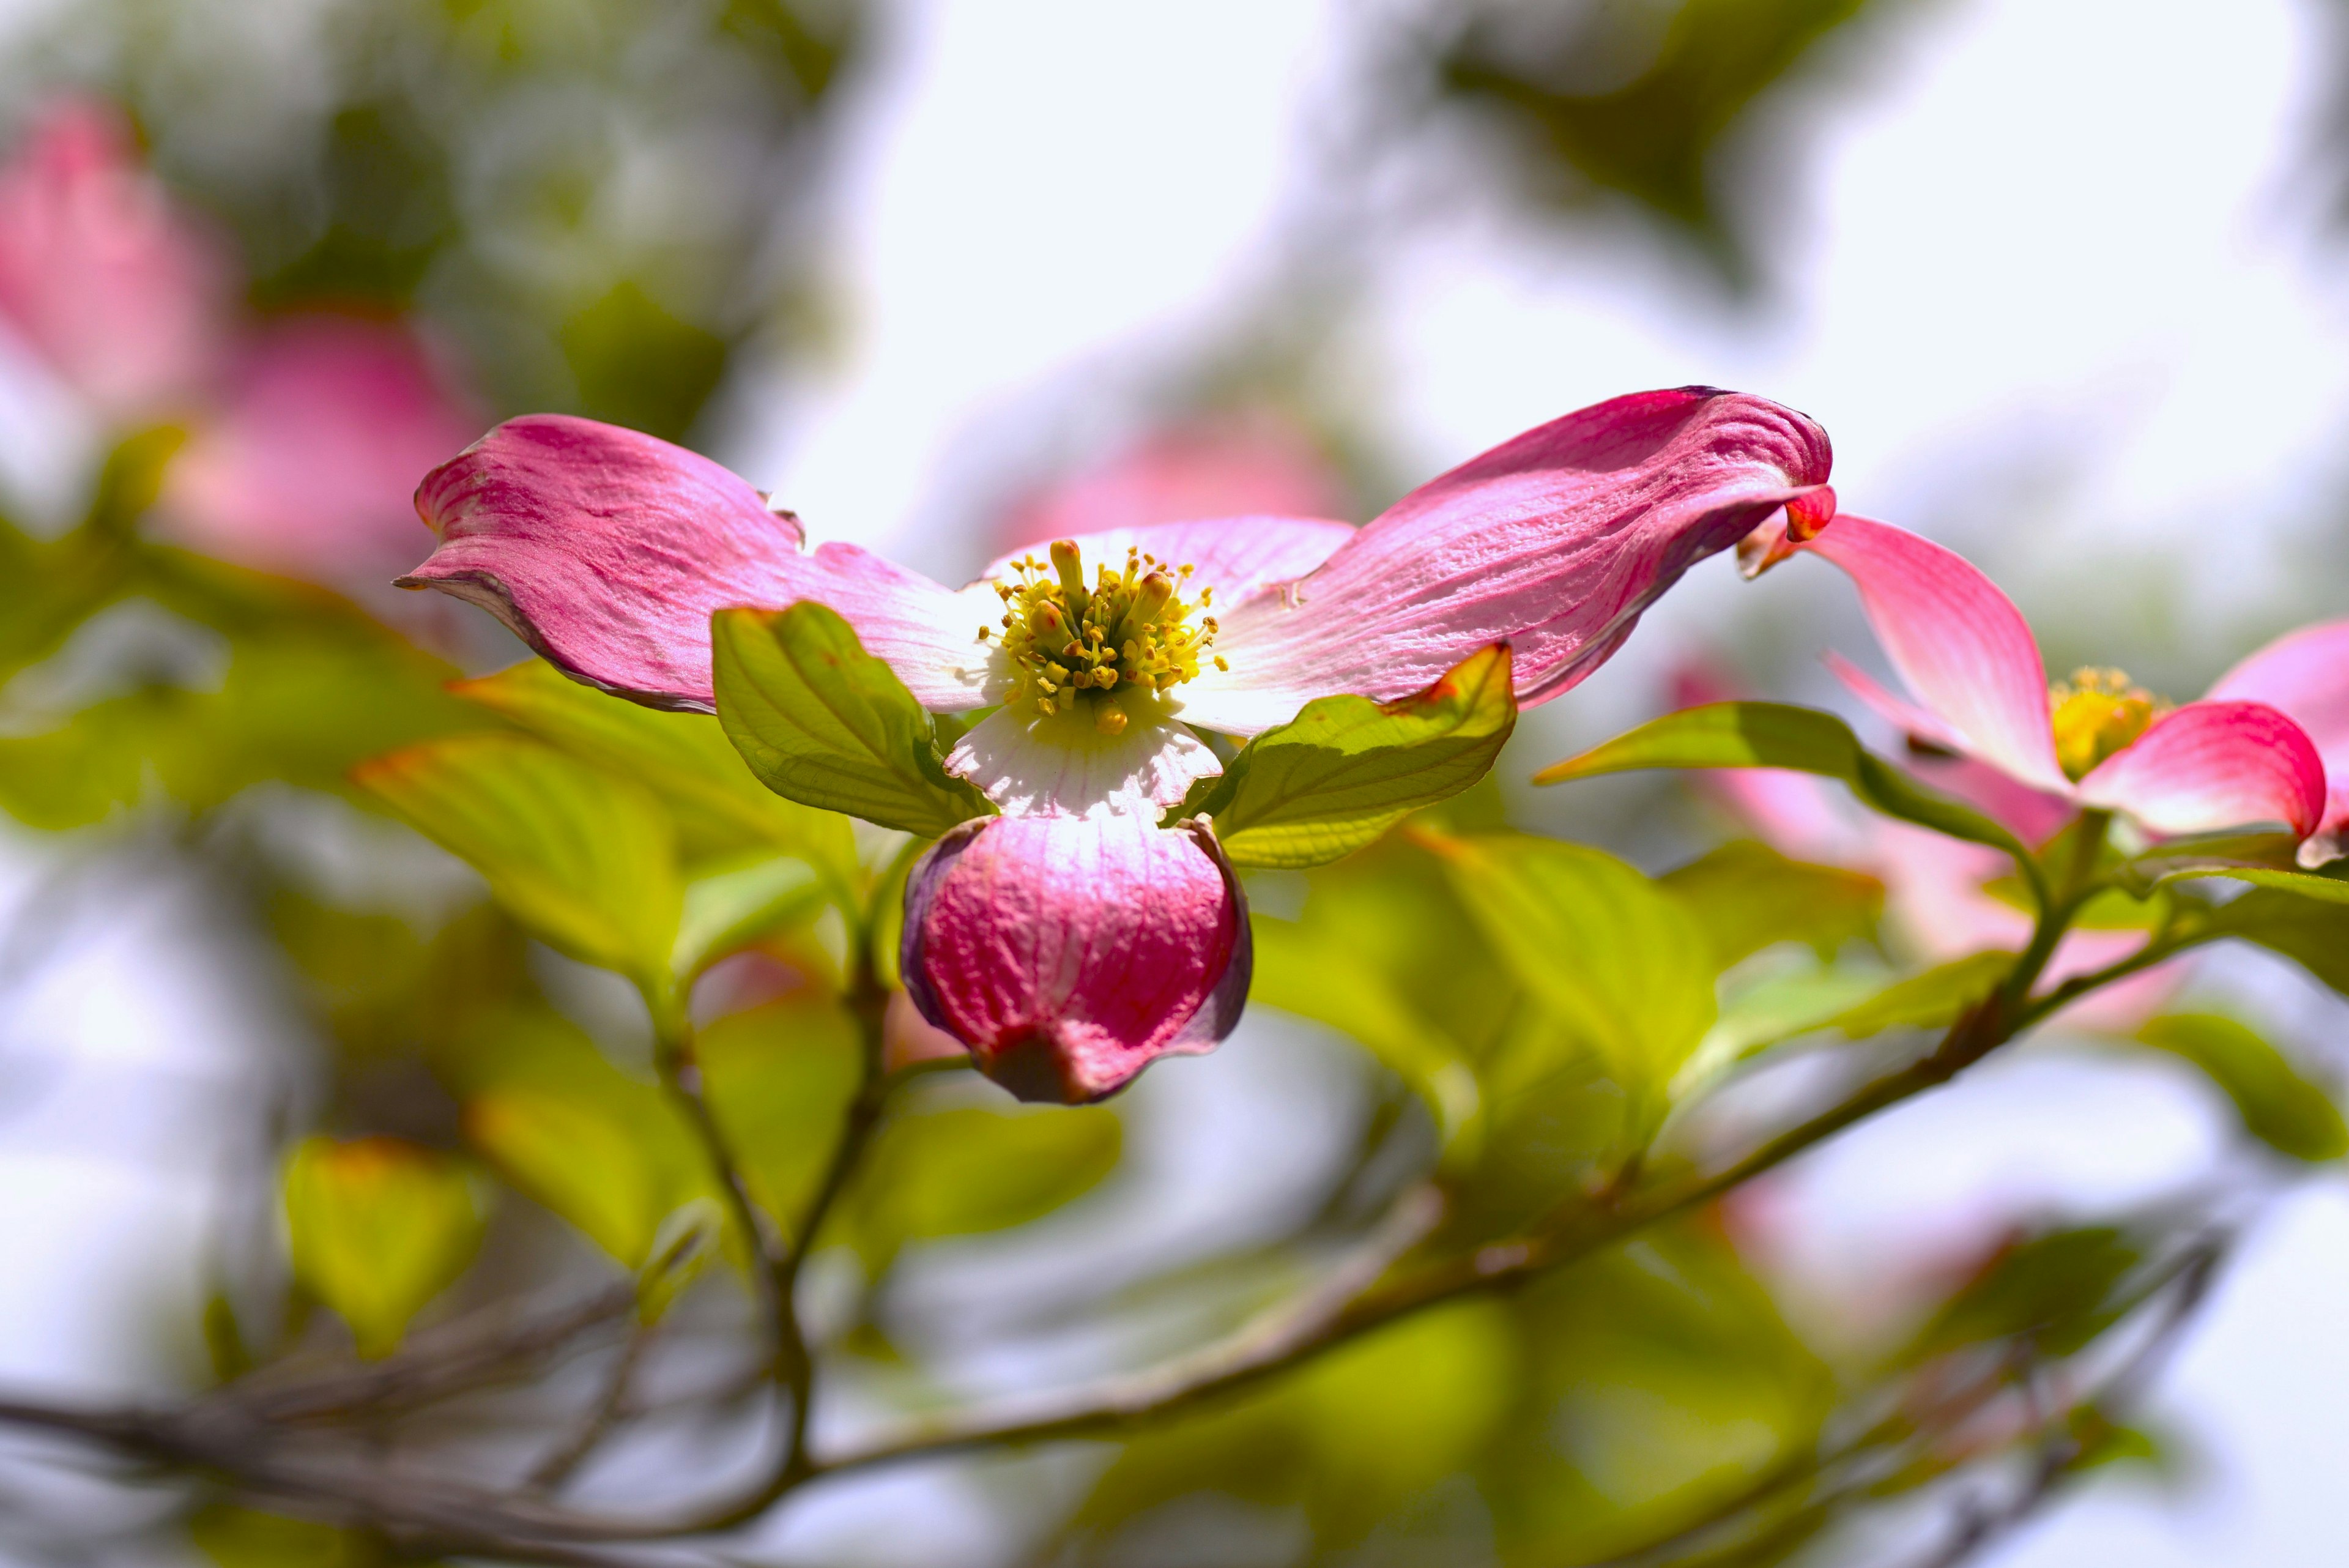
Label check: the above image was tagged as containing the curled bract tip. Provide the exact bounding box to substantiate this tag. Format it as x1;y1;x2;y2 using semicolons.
899;814;1251;1104
1735;487;1838;579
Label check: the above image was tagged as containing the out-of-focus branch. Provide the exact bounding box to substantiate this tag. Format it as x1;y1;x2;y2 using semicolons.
527;1316;661;1492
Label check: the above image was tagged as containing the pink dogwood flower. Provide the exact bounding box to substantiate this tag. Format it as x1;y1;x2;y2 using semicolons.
401;387;1836;1100
1670;664;2180;1032
0;98;480;593
1779;515;2329;856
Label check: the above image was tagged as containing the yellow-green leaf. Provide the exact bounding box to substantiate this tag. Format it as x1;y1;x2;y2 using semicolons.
2137;1013;2348;1162
283;1136;484;1359
455;657;856;885
354;734;681;984
1659;839;1883;969
1177;644;1516;868
1825;949;2013;1038
711;601;991;836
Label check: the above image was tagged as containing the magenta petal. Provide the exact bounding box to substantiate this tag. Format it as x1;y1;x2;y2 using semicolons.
403;415;998;712
160;315;482;584
2206;618;2349;836
1801;516;2069;793
900;816;1250;1104
0;98;228;417
2075;700;2328;839
993;415;1351;555
1181;388;1833;733
979;515;1356;603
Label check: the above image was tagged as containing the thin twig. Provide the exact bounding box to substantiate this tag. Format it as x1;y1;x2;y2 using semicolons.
528;1317;661;1492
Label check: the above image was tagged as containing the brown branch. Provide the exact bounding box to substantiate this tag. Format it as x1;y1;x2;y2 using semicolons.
528;1316;661;1492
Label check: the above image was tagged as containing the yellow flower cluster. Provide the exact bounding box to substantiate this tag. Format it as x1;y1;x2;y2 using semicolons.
981;540;1223;734
2049;665;2165;781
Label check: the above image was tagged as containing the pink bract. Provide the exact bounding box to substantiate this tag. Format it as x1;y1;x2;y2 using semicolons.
160;316;482;584
1798;516;2328;845
900;816;1250;1104
0;98;227;418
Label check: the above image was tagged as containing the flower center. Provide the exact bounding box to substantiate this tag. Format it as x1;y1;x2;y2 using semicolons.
2049;666;2165;781
979;539;1223;735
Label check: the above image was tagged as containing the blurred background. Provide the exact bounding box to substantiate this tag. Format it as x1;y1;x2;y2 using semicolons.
0;1;2346;1564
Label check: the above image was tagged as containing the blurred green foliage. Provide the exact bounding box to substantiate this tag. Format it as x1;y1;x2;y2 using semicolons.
19;0;864;440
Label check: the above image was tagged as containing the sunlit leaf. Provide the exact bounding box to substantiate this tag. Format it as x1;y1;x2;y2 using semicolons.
2158;863;2349;905
450;1005;713;1269
2202;888;2349;997
699;993;864;1240
1660;839;1882;968
455;657;856;885
845;1098;1121;1271
354;734;681;984
1175;644;1516;868
711;601;991;836
1536;701;2028;860
1420;829;1716;1120
672;853;828;979
282;1136;484;1359
1824;949;2012;1038
2137;1013;2348;1162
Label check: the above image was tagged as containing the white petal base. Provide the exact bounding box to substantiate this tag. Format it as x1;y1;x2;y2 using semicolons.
944;694;1222;819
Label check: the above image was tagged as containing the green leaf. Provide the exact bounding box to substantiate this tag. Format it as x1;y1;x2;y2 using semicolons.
282;1136;484;1359
1422;830;1717;1118
455;658;856;885
2137;1014;2348;1162
698;994;865;1240
1659;839;1883;969
188;1503;382;1568
1252;909;1483;1143
449;1005;717;1270
354;734;682;984
1824;949;2013;1038
846;1099;1121;1273
1174;644;1516;868
1907;1226;2143;1361
711;602;992;836
1535;702;2030;860
2158;863;2349;906
2202;888;2349;996
672;853;828;979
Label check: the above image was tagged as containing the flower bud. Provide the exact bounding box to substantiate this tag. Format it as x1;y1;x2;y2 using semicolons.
899;815;1251;1103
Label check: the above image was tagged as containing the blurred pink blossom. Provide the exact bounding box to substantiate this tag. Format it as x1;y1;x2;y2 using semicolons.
159;316;481;582
0;97;480;592
0;98;227;418
996;414;1351;554
1669;663;2178;1032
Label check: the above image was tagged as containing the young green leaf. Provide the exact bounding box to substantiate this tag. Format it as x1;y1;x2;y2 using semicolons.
1174;644;1516;868
1534;700;2030;860
2202;889;2349;997
844;1099;1121;1274
672;853;828;979
354;734;682;984
1420;830;1717;1115
455;658;856;885
1824;949;2013;1038
1659;839;1883;969
2154;863;2349;906
2136;1013;2348;1162
711;601;991;836
282;1136;484;1359
697;995;864;1240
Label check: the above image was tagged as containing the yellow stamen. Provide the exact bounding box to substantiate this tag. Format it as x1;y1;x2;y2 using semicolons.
2049;666;2165;781
982;539;1221;718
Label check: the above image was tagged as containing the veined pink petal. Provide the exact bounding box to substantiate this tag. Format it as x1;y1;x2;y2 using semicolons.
160;314;481;584
2076;700;2326;839
2206;619;2349;837
1801;516;2068;793
401;415;1001;713
1178;388;1835;734
1903;751;2079;846
994;414;1350;555
1824;649;1975;756
978;515;1356;603
0;98;226;417
944;700;1221;819
900;816;1250;1103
